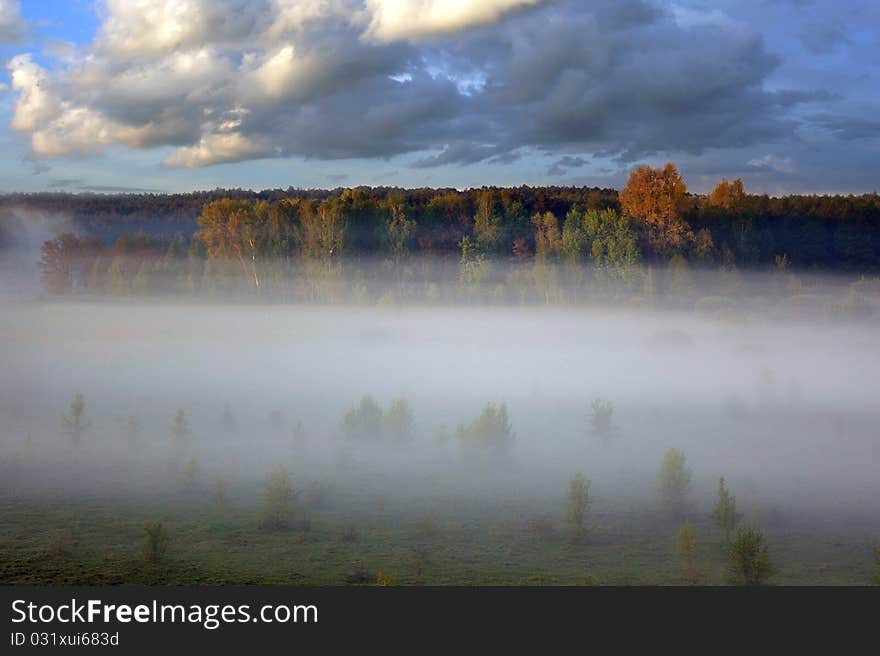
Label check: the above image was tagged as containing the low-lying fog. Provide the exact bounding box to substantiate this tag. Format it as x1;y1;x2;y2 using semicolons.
1;280;878;533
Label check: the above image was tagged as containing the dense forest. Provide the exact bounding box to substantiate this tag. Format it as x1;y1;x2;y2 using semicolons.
3;164;879;303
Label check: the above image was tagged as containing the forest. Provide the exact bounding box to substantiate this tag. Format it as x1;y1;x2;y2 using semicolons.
4;164;877;310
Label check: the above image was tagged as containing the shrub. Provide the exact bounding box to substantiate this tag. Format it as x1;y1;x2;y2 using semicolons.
566;473;592;542
376;572;394;586
143;522;169;563
259;465;299;530
728;526;774;585
658;448;691;519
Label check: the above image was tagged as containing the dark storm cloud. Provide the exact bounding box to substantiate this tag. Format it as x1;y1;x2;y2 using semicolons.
548;156;589;176
3;0;874;193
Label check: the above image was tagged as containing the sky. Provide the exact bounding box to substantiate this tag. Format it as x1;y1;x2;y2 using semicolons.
0;0;877;195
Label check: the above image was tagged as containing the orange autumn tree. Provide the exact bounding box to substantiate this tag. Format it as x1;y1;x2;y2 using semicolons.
619;163;693;256
708;178;747;213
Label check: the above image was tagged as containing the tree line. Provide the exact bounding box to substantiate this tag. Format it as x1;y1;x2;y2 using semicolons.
28;164;880;299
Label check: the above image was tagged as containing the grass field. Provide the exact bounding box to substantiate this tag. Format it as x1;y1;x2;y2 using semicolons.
1;490;876;586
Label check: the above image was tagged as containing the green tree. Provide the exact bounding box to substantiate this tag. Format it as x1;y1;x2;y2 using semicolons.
710;477;743;543
195;199;266;289
260;465;298;530
566;473;592;542
728;526;774;585
658;448;691;519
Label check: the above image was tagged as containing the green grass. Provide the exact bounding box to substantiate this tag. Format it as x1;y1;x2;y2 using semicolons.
0;496;875;586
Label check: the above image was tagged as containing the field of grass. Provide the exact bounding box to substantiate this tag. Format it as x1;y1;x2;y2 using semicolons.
1;492;875;586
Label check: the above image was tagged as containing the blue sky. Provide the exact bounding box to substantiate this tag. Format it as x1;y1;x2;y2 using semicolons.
0;0;877;194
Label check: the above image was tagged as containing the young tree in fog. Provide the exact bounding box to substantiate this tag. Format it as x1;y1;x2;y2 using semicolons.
658;448;692;519
711;477;742;543
143;522;169;563
171;409;189;445
260;465;299;530
62;393;88;446
728;526;774;586
342;396;383;443
566;473;592;542
457;402;515;458
589;399;614;442
675;521;698;582
384;396;414;445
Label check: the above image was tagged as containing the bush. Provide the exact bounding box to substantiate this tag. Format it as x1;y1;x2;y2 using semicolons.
658;448;691;519
259;465;299;530
728;526;774;585
143;522;169;563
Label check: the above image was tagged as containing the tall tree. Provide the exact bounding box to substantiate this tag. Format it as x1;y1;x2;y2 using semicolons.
619;163;693;256
710;477;743;543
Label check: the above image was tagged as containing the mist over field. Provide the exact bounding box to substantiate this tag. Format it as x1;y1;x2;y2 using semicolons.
2;277;878;524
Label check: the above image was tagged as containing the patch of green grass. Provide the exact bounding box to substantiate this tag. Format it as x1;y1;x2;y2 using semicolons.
0;498;874;585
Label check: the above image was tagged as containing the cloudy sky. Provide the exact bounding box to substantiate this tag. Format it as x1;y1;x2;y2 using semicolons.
0;0;877;194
